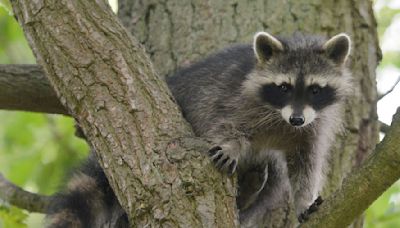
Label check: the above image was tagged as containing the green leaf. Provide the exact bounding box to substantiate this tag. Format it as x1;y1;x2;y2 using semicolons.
0;204;28;228
0;0;12;15
365;181;400;228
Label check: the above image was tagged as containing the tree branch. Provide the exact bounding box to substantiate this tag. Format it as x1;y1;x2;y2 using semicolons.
0;64;68;115
302;108;400;228
379;120;390;134
378;76;400;100
0;173;52;213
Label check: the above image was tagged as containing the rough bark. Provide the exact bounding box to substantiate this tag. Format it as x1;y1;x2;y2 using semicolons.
0;64;67;115
119;0;380;226
10;0;238;227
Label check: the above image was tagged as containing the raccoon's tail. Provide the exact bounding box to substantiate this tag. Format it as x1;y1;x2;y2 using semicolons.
46;152;128;228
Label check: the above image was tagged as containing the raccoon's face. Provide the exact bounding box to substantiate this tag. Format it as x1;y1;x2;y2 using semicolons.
259;79;337;127
247;32;352;128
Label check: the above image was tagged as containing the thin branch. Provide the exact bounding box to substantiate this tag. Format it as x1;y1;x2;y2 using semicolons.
0;64;68;115
379;120;390;134
302;108;400;228
378;76;400;100
0;173;52;213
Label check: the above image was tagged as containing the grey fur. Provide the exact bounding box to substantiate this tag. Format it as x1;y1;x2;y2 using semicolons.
167;31;352;224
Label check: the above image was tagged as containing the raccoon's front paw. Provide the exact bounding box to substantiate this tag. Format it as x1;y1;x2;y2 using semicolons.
208;146;238;175
298;196;323;223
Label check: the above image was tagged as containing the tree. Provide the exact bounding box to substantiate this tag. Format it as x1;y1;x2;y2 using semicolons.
1;0;400;227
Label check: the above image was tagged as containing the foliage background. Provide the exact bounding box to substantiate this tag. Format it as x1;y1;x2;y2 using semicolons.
0;0;398;227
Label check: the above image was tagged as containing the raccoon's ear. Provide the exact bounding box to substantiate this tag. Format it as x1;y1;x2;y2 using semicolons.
323;33;351;65
253;32;284;63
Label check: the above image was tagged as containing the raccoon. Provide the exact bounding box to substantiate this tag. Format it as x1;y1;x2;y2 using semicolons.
46;31;352;227
167;31;352;225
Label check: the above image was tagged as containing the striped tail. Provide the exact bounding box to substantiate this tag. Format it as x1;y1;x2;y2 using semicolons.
46;153;128;228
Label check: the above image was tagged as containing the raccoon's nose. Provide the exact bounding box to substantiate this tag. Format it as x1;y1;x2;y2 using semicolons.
289;115;305;126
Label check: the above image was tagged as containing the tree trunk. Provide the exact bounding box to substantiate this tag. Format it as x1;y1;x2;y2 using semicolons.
11;0;238;227
119;0;380;226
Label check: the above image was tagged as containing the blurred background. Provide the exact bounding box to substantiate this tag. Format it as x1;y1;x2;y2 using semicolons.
0;0;399;227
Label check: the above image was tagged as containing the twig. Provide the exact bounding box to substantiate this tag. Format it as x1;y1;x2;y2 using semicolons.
0;173;52;213
378;76;400;100
379;120;390;134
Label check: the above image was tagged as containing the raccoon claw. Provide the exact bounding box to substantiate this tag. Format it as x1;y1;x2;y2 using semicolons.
298;211;309;223
298;196;324;223
309;196;323;213
208;146;238;175
208;146;222;156
227;160;237;176
315;196;323;205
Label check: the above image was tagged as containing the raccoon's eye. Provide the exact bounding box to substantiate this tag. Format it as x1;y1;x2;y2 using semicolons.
310;85;321;95
278;84;291;93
